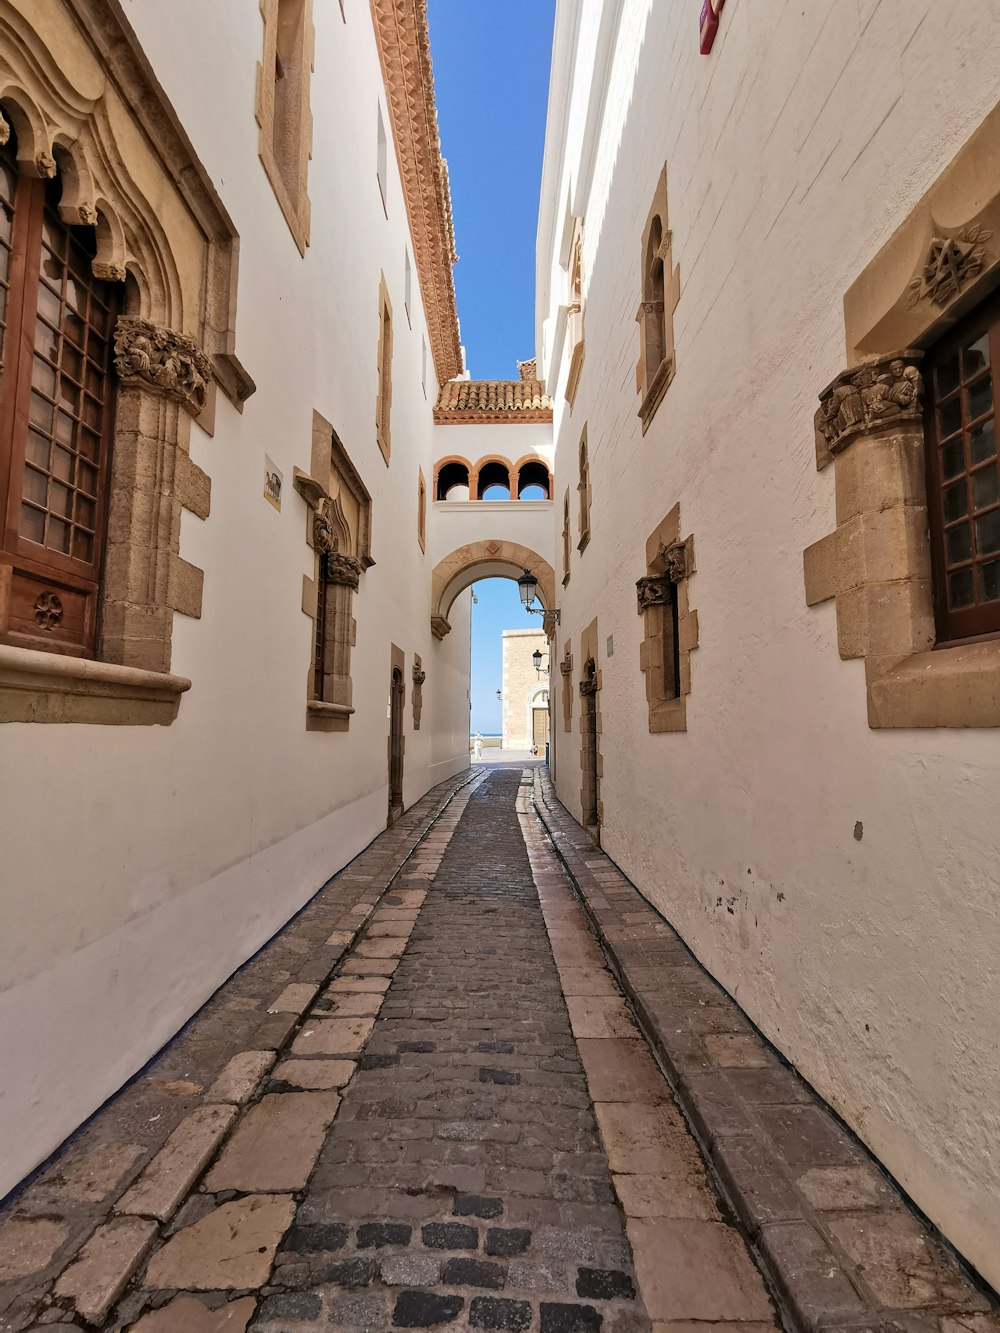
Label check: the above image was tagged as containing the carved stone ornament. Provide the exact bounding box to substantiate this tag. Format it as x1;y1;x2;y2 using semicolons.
658;541;688;583
816;353;923;455
906;225;992;310
324;552;363;589
559;652;573;677
114;317;213;413
0;113;9;147
636;576;673;613
35;152;56;179
412;664;427;686
579;676;598;697
312;509;336;556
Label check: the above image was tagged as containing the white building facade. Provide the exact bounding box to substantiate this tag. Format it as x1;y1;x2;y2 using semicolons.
538;0;1000;1288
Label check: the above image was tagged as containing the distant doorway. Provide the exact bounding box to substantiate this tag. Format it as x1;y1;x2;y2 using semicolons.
388;662;405;823
580;656;600;839
532;702;550;750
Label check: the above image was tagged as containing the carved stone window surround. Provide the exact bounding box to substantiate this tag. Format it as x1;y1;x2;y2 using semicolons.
256;0;314;255
636;167;680;435
565;218;585;407
637;505;698;733
560;643;573;734
376;274;393;465
299;412;373;732
0;2;255;724
805;100;1000;728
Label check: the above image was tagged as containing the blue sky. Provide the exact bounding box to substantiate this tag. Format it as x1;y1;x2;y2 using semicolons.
428;0;556;382
428;0;556;736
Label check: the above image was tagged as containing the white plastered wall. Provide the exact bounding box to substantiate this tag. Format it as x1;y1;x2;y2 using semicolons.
539;0;1000;1288
0;0;471;1197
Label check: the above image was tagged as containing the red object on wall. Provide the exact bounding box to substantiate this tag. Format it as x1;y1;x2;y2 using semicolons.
699;0;725;54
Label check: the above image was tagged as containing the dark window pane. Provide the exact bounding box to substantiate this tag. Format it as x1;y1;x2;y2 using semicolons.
47;516;70;552
948;567;975;609
979;560;1000;604
20;504;46;544
54;412;75;447
971;419;997;464
943;479;968;523
963;332;991;376
936;354;960;397
945;523;972;566
62;344;84;383
941;439;964;479
31;357;56;398
57;378;80;414
967;373;993;421
63;309;85;348
29;390;53;431
75;494;96;529
77;460;98;495
972;465;999;511
22;466;48;506
26;430;50;469
938;396;963;438
51;446;74;483
976;510;1000;556
50;481;73;518
77;429;100;462
72;528;94;562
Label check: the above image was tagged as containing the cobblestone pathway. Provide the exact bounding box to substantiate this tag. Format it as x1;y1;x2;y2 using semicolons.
0;768;777;1332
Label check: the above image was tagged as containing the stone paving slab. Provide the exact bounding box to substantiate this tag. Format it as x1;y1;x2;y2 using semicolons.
531;767;999;1332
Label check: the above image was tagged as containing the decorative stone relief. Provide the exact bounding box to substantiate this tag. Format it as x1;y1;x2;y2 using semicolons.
636;577;671;612
638;506;698;733
324;554;362;590
114;318;212;415
560;645;573;734
815;353;923;460
33;591;63;630
906;226;992;309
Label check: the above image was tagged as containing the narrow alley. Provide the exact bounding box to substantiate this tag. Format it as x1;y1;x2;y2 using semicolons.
0;767;990;1332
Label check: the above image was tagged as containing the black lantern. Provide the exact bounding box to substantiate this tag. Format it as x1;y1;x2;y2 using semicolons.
517;568;538;608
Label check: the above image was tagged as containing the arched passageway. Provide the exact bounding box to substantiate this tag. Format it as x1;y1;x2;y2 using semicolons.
430;540;555;639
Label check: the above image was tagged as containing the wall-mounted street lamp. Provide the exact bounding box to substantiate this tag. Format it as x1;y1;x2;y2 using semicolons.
517;569;560;624
496;689;502;702
532;649;550;677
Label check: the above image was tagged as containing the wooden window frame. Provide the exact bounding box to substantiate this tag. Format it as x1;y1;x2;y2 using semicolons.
256;0;314;255
0;148;119;661
924;293;1000;644
375;275;392;464
577;427;591;551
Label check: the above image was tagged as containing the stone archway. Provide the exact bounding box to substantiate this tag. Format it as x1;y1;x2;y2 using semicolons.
430;540;556;639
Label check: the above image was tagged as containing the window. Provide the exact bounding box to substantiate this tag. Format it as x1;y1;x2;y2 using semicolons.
516;459;550;500
404;248;412;326
256;0;313;253
377;104;388;214
435;459;469;500
637;505;698;732
636;167;678;432
477;460;510;500
566;217;585;405
578;428;591;550
376;275;392;463
925;298;1000;642
562;490;571;585
417;467;426;551
0;140;121;659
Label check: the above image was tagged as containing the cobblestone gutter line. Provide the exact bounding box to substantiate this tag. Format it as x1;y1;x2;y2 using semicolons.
0;768;481;1332
516;773;779;1331
529;768;999;1333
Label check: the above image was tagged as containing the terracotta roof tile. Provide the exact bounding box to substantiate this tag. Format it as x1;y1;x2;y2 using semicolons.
434;379;553;424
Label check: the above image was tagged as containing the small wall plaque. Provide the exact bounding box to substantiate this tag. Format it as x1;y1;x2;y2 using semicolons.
263;455;283;511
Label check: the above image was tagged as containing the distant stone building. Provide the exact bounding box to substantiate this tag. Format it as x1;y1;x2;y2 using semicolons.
501;629;550;750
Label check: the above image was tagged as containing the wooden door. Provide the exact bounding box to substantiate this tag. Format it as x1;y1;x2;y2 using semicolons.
532;707;549;749
389;666;404;814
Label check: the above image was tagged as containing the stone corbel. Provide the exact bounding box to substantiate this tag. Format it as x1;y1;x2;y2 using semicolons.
636;576;672;613
114;317;213;416
293;468;329;511
814;352;923;470
431;615;452;640
559;652;573;677
542;609;560;640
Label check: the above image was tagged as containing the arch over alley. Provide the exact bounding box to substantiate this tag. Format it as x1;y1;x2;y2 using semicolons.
430;540;555;638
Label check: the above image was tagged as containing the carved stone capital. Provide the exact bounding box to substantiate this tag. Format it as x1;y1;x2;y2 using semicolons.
816;352;923;456
35;152;56;179
412;666;427;686
114;317;213;414
559;653;573;677
579;678;598;697
312;510;336;556
657;541;688;583
0;114;9;147
324;552;363;589
637;576;673;613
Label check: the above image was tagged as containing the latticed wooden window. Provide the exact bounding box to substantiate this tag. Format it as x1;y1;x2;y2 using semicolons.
0;138;120;657
925;296;1000;643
